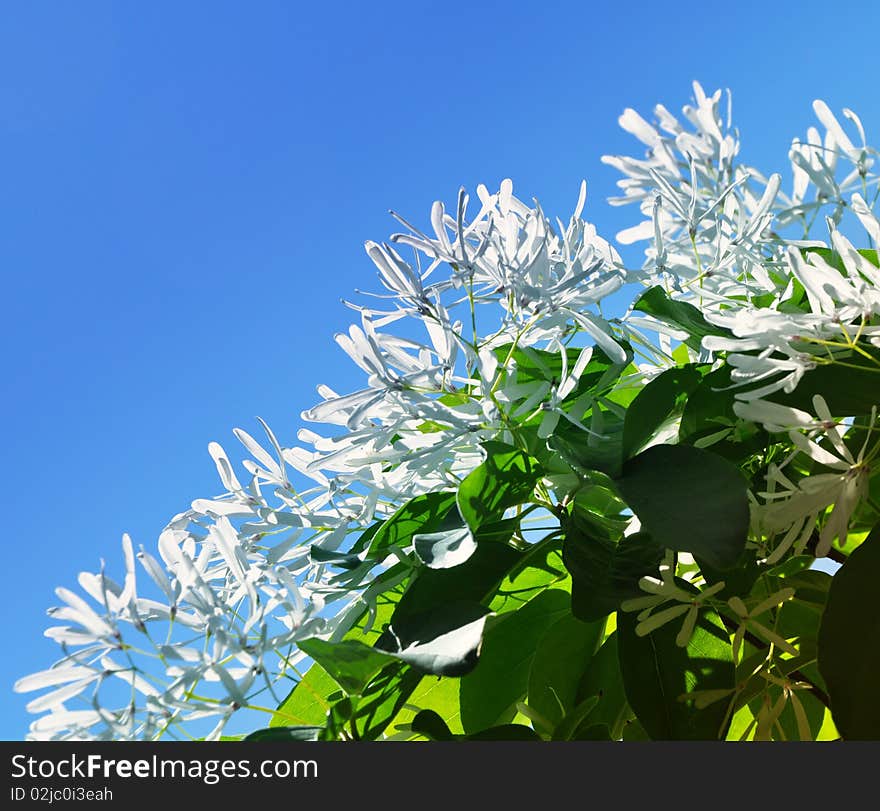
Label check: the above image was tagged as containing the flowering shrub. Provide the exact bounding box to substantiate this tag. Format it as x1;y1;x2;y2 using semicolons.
16;82;880;741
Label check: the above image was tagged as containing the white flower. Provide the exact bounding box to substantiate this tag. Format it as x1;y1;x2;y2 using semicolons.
727;590;798;664
757;397;875;556
620;553;726;648
603;82;786;307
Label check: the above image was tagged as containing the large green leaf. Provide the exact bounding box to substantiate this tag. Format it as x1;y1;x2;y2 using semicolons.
414;510;527;570
563;508;663;622
457;441;540;533
618;599;735;740
565;631;630;739
527;613;605;730
622;364;706;459
633;286;732;350
297;638;392;695
271;662;338;728
679;364;739;440
391;541;522;622
377;601;491;677
308;546;363;570
548;409;625;478
347;520;384;555
459;589;570;732
568;482;632;542
487;543;569;615
272;479;539;739
818;526;880;739
614;444;749;570
472;515;522;545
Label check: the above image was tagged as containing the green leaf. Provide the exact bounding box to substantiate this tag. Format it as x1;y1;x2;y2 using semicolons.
378;601;491;677
243;726;324;742
569;482;631;541
296;638;393;695
294;659;428;741
527;613;605;729
369;491;459;554
487;543;569;615
563;511;663;621
623;364;706;459
548;411;624;478
769;345;880;417
347;664;423;741
552;695;601;741
767;555;815;578
572;631;631;737
621;718;651;740
776;569;832;610
274;504;535;737
348;520;384;555
633;286;732;350
475;515;522;545
615;444;749;570
459;589;570;732
322;696;356;740
439;391;471;407
391;538;522;622
308;546;363;570
390;675;463;738
457;441;541;532
818;526;880;739
412;506;526;570
679;364;739;441
271;666;337;728
411;709;455;741
804;247;879;273
414;525;476;570
416;420;447;434
618;598;735;740
411;711;541;741
672;343;692;365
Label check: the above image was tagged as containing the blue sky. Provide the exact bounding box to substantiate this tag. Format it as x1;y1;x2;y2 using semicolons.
3;0;879;740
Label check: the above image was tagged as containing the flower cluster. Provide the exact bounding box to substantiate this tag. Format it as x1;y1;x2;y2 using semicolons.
16;180;628;740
